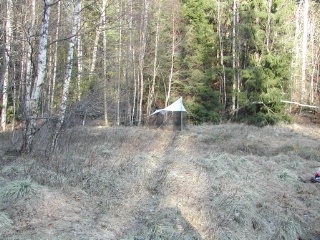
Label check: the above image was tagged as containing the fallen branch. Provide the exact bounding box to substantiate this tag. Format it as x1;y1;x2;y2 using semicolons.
281;100;320;109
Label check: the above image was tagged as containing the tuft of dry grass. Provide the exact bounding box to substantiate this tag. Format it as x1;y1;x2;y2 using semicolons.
0;179;38;202
0;211;13;229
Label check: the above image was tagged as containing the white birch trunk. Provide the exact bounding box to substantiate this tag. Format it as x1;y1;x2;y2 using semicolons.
165;1;175;108
90;2;106;76
309;18;315;104
301;0;309;103
236;2;240;110
125;0;133;125
22;0;51;153
266;0;272;52
50;0;61;113
77;1;83;101
232;0;237;111
11;75;16;132
147;0;161;117
90;28;101;75
290;1;303;104
116;0;123;126
217;0;226;107
52;0;81;151
102;0;108;125
138;0;148;125
1;0;12;131
131;47;137;124
24;0;36;122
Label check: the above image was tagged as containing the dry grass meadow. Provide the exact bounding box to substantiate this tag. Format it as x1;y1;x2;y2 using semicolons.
0;123;320;239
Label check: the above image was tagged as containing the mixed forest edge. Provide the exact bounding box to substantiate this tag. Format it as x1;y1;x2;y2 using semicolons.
0;0;320;153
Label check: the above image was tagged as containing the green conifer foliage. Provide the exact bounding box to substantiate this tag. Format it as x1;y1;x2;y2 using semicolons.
231;0;296;125
179;0;222;123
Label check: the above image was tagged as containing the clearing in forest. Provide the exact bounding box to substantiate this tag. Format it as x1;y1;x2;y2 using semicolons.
0;123;320;239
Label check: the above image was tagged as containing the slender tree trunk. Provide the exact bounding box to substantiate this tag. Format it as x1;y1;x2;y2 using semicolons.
316;58;320;103
77;1;83;101
131;47;137;124
49;0;61;113
102;0;108;125
301;0;309;103
309;18;315;104
236;2;240;110
147;0;161;118
116;0;123;126
165;0;175;108
217;0;226;108
138;0;148;125
12;73;16;132
125;0;133;125
22;0;51;153
19;30;27;129
266;0;272;52
24;0;36;125
90;24;101;75
136;58;141;124
232;0;237;111
1;0;12;131
19;16;27;114
291;1;303;104
51;0;80;151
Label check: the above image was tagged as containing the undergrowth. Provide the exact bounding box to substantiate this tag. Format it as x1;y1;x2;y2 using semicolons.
0;124;319;239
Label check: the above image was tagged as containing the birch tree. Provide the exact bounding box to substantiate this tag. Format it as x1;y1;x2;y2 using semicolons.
309;17;315;104
217;0;226;108
291;1;303;103
102;0;108;125
22;0;51;153
77;1;83;101
51;0;81;151
165;0;176;107
232;0;238;111
90;14;101;75
266;0;272;52
138;0;149;125
147;0;162;117
1;0;12;131
125;0;133;125
116;0;123;126
24;0;36;128
301;0;309;103
49;0;61;113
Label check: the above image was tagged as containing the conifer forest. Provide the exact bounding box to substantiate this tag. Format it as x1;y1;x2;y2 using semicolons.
0;0;320;151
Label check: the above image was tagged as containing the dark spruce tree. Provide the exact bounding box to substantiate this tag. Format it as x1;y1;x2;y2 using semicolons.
230;0;295;126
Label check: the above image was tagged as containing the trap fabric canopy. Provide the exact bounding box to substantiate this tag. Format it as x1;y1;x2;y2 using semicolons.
151;97;187;115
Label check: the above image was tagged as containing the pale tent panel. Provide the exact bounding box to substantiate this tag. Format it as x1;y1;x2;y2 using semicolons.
151;97;187;115
149;97;187;131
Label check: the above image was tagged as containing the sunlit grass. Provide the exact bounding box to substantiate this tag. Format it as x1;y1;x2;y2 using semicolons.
0;123;319;239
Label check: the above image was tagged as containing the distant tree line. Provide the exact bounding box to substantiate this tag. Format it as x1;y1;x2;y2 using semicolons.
0;0;319;152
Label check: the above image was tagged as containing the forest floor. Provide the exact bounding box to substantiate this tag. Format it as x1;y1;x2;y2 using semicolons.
0;121;320;240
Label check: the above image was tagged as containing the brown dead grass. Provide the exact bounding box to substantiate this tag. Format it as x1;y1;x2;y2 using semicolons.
0;123;320;239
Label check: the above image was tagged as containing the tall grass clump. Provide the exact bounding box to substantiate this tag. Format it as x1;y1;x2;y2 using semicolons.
0;211;13;237
1;179;38;201
0;212;12;228
272;219;303;240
